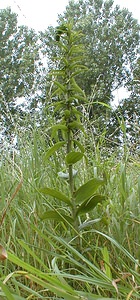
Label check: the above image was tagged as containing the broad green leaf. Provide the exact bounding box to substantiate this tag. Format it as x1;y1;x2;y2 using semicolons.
68;121;85;133
40;211;74;224
65;151;84;165
69;45;83;55
51;124;68;132
59;42;68;51
44;141;65;160
69;56;86;63
64;109;71;118
39;188;71;205
75;178;105;204
71;70;86;77
91;101;112;110
52;100;64;107
51;88;63;97
54;81;66;92
71;106;83;117
51;124;68;139
62;57;69;66
75;94;88;102
71;78;85;95
76;195;105;216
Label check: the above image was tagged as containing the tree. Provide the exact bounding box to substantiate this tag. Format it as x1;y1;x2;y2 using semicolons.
60;0;139;97
0;7;42;137
40;0;139;129
104;56;140;153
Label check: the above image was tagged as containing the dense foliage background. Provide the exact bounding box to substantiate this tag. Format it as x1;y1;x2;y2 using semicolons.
1;0;140;150
0;1;140;299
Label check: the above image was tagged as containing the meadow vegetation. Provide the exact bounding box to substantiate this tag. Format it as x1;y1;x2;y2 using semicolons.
0;22;140;300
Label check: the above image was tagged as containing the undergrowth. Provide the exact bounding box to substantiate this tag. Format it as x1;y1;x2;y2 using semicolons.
0;22;140;299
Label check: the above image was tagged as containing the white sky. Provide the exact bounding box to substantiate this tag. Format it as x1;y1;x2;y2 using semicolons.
0;0;140;31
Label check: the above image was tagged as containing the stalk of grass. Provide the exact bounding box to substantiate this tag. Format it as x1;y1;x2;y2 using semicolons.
2;225;139;299
1;121;139;297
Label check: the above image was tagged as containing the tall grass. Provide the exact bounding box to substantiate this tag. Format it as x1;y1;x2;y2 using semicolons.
0;22;140;299
0;124;140;299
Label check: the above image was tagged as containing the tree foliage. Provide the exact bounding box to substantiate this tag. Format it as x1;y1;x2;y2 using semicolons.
0;7;41;136
42;0;140;101
1;2;139;152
